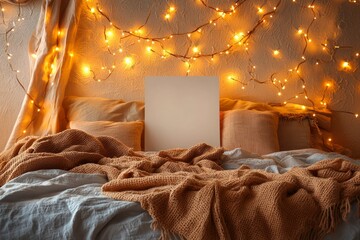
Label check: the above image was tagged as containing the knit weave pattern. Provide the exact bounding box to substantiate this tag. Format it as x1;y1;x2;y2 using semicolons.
1;129;359;240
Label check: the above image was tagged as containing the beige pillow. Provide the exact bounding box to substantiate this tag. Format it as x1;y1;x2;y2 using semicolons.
63;96;144;122
69;121;144;151
278;118;311;151
221;109;280;155
220;98;274;112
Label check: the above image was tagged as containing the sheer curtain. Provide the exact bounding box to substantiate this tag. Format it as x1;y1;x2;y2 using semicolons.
6;0;83;149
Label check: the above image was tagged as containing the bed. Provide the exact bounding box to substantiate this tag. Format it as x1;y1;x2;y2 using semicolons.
1;97;359;240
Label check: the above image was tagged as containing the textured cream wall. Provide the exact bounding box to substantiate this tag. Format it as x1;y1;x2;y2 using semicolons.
0;1;41;151
1;0;359;157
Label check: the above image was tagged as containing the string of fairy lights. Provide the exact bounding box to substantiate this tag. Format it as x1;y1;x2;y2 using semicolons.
81;0;359;113
0;0;359;143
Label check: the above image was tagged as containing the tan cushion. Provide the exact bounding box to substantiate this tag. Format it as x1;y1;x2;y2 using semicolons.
221;109;279;155
220;98;273;112
63;96;144;122
278;118;311;151
69;121;143;151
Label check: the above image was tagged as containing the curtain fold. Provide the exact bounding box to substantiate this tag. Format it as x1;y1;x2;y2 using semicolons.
6;0;83;149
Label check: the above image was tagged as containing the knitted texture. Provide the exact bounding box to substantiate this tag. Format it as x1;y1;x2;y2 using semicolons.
1;129;360;239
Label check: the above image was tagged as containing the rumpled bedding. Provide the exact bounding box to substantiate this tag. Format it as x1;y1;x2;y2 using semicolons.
0;129;359;240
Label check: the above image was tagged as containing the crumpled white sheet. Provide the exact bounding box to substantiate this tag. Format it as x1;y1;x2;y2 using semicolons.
0;148;359;239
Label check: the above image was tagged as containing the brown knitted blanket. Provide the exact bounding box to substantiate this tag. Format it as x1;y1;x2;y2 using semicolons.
1;129;360;240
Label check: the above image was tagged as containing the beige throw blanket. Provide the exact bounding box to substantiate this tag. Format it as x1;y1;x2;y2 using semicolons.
1;129;360;240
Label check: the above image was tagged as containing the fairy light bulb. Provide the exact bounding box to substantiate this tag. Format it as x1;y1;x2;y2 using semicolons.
192;46;199;54
273;50;280;56
342;61;351;70
233;32;244;41
169;6;176;12
124;56;134;67
106;30;113;37
83;66;91;75
257;7;264;14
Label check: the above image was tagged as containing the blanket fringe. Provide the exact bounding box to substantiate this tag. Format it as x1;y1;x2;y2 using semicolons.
340;198;351;220
318;198;355;236
319;203;341;233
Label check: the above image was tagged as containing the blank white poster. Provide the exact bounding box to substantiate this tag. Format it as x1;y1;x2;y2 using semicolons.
145;76;219;151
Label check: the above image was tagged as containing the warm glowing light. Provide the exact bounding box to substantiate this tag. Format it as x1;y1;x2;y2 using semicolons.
301;105;306;110
192;46;200;54
134;29;144;35
227;75;236;81
328;138;332;142
146;46;153;53
233;32;244;42
106;30;114;37
356;53;359;57
257;7;264;13
341;61;351;70
164;13;171;19
90;8;95;13
124;56;134;67
356;114;359;118
169;6;176;12
273;50;280;56
22;130;26;134
297;29;303;35
218;12;226;18
83;66;91;75
69;52;74;57
31;53;37;59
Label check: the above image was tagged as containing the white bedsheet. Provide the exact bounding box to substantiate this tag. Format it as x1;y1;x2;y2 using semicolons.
0;170;160;240
0;148;359;239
